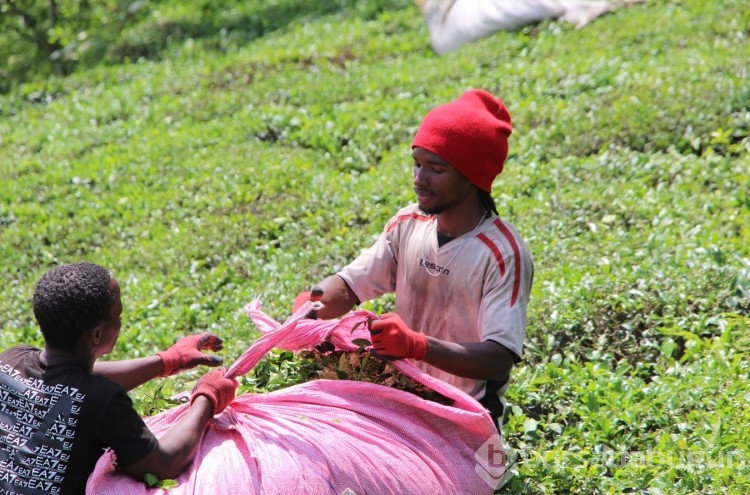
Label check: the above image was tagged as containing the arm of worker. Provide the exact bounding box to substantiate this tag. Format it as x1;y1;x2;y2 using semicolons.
93;356;164;392
369;313;513;382
293;275;360;320
422;339;514;383
93;332;225;391
119;369;239;481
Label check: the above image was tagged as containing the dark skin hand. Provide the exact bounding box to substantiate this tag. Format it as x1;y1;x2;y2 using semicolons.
314;274;359;320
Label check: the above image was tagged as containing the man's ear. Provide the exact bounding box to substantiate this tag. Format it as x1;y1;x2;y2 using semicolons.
89;322;105;345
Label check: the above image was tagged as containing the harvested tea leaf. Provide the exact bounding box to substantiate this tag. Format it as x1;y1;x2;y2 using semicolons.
244;345;454;406
297;346;454;406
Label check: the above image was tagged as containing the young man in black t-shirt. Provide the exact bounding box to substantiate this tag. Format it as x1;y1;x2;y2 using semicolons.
0;262;239;494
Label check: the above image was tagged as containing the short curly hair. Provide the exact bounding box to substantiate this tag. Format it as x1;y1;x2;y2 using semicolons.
33;262;117;350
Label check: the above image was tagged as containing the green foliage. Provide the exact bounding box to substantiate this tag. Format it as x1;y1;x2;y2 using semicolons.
110;0;413;62
502;315;750;494
144;472;178;489
242;349;315;392
0;0;145;92
243;343;454;405
0;0;413;93
0;0;748;493
130;381;184;417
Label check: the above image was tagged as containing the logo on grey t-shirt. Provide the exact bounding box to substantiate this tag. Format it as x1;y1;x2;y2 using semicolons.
0;365;82;494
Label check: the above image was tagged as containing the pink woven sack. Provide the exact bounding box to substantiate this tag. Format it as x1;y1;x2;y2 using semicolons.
86;300;505;494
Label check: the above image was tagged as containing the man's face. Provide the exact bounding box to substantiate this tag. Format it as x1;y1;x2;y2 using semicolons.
412;146;475;214
94;279;123;358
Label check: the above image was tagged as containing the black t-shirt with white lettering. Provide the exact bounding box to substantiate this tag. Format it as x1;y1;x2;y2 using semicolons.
0;345;158;494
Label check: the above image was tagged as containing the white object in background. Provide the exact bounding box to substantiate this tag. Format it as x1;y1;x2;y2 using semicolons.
418;0;642;54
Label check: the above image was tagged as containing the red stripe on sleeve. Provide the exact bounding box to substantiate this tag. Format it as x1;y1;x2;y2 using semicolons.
494;218;522;307
477;233;506;277
477;219;522;307
385;212;433;233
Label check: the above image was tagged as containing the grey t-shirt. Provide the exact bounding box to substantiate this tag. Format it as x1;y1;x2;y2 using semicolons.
338;204;534;400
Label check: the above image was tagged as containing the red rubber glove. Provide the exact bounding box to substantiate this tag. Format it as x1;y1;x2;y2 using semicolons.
292;291;311;313
292;287;323;318
369;313;427;360
191;369;239;415
157;332;224;377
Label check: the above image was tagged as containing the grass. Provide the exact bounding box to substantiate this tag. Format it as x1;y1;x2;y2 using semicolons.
1;0;748;492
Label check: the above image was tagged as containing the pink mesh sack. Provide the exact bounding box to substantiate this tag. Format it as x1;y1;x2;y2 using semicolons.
87;300;505;494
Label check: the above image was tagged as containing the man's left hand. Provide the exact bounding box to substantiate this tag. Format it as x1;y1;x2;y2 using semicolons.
158;332;224;377
369;313;427;360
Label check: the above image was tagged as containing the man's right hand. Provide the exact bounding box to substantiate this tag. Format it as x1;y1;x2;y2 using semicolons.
293;286;324;318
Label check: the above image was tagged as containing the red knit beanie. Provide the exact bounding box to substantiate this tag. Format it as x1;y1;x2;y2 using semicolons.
411;89;512;193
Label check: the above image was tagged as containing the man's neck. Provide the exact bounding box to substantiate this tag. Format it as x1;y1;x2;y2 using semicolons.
435;203;488;238
43;345;95;373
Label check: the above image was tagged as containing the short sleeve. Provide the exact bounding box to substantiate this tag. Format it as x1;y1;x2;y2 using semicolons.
337;227;399;303
99;391;158;467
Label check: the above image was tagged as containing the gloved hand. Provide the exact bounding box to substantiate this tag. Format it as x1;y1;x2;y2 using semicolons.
158;332;224;377
292;286;323;318
191;368;239;415
369;313;428;360
292;291;311;313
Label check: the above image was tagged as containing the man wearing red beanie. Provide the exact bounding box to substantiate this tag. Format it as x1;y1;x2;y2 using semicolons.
294;89;534;430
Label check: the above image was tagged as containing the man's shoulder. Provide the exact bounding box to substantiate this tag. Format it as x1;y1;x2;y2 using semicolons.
394;203;421;215
478;215;527;243
473;215;532;263
385;204;433;232
0;344;43;368
1;344;41;357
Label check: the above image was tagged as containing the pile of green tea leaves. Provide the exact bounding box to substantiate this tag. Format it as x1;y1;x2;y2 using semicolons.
241;341;454;406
